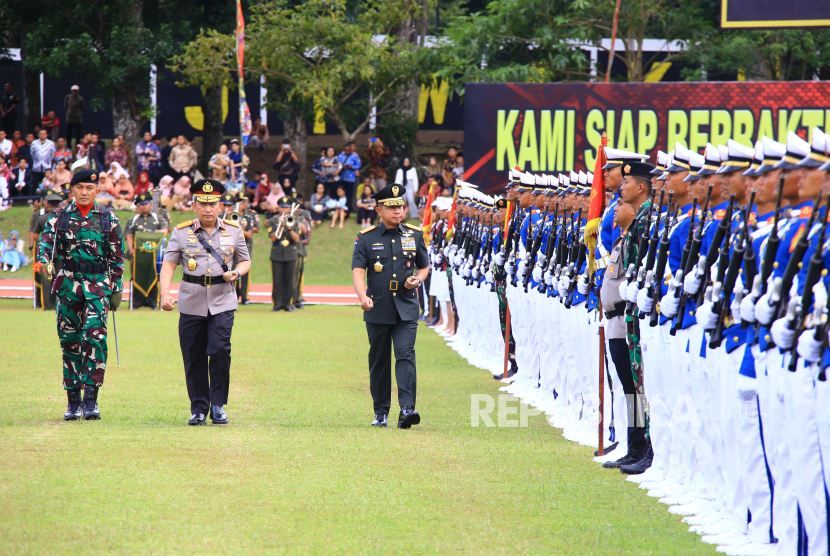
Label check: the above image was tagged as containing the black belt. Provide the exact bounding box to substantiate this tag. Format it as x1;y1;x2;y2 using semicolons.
604;301;627;320
182;274;226;287
62;261;107;273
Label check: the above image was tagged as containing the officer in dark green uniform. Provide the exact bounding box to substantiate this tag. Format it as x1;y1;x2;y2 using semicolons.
293;192;311;309
32;191;65;310
236;191;259;305
267;196;301;312
124;192;169;309
351;183;430;428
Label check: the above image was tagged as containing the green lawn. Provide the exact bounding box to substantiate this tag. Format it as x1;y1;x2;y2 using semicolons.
0;299;714;555
0;205;405;287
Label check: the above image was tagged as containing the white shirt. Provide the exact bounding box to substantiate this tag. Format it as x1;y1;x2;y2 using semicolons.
394;167;419;191
0;138;11;157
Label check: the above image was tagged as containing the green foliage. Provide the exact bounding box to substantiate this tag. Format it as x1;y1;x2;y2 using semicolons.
169;29;237;95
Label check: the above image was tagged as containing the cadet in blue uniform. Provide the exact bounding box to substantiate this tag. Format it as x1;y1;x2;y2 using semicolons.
352;183;430;428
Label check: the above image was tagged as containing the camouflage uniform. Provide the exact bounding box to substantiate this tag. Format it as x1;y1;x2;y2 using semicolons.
36;201;125;390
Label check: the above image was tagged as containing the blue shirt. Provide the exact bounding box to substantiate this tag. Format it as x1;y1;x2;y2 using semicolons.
338;152;361;183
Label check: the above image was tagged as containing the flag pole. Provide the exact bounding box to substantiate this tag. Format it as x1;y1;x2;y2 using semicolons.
604;0;622;83
595;131;608;456
236;0;247;186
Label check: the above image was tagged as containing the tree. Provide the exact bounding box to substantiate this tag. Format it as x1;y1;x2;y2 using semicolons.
25;0;179;171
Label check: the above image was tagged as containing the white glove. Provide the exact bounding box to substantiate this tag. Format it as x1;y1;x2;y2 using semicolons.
462;265;472;278
797;330;823;364
544;273;554;286
754;292;776;326
770;317;796;349
683;270;702;296
505;260;514;276
696;301;718;330
558;276;570;297
637;288;654;314
619;280;629;301
443;245;452;258
661;293;680;318
472;266;481;280
434;253;443;265
730;295;743;325
740;294;757;324
736;374;758;401
455;253;465;267
485;270;495;284
517;259;527;277
494;252;505;266
532;266;543;283
577;275;590;296
625;281;639;303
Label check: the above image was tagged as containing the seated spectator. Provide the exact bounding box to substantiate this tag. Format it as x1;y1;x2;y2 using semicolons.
320;146;342;197
441;146;459;189
161;174;192;211
0;154;10;205
262;176;287;215
105;137;129;169
0;130;10;158
96;172;116;206
309;182;330;226
41;168;57;191
250;117;269;150
107;162;134;210
52;159;72;188
41;110;60;141
228;139;247;188
74;133;91;162
355;182;376;228
169;134;197;182
311;148;326;185
160;136;176;177
1;230;27;272
441;186;452;198
328;185;349;229
253;173;280;213
53;138;72;168
279;176;294;198
451;155;464;185
426;156;442;181
134;171;153;196
246;171;261;199
10;158;33;199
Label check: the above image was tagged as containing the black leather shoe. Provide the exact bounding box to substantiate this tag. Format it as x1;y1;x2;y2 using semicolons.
82;385;101;420
594;441;619;457
372;413;388;427
284;306;294;312
188;414;206;426
621;445;654;475
64;389;83;421
241;300;250;305
397;405;420;429
271;306;282;312
210;405;228;424
294;302;304;309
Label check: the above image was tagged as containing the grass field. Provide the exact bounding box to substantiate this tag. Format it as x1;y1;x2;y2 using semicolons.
0;205;395;287
0;299;715;555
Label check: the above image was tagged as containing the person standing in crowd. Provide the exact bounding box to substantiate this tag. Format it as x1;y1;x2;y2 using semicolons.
273;138;300;189
309;182;330;227
267;196;301;312
355;180;376;228
169;134;197;183
16;132;34;166
338;141;361;210
9;130;24;166
160;136;176;177
311;147;326;185
320;146;342;197
0;130;10;157
64;85;84;151
160;179;250;426
124;192;169;309
351;183;429;428
365;137;389;191
250;117;270;150
425;156;442;182
90;132;105;169
136;131;160;184
41;110;60;142
235;191;259;305
34;169;125;421
394;157;419;219
53;138;72;168
1;83;19;134
440;147;459;190
73;133;91;163
451;155;464;184
106;137;129;170
30;129;56;187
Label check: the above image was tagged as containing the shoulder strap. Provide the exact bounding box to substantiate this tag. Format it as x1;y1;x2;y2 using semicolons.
195;231;229;272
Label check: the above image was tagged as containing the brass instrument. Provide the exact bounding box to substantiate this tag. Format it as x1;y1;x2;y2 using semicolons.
275;203;300;239
223;202;242;224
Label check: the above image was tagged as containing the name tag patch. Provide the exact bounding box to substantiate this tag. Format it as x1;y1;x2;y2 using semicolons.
401;237;416;251
372;244;385;251
219;236;234;246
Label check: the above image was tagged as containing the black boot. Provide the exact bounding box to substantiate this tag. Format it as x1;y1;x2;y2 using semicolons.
82;385;101;420
64;389;83;421
621;442;654;475
397;405;420;429
603;430;647;469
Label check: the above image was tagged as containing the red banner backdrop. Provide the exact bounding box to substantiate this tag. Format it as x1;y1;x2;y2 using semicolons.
463;81;830;193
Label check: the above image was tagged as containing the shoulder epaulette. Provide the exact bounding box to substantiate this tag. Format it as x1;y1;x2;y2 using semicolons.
359;225;376;234
224;220;240;228
177;220;193;229
404;223;421;231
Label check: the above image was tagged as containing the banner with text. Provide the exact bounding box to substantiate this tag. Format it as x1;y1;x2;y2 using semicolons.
463;82;830;193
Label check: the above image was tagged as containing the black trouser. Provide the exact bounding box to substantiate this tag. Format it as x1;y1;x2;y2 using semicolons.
178;310;234;415
294;255;304;306
1;116;16;134
608;337;647;446
365;317;418;415
236;271;250;303
131;284;158;309
271;260;295;310
66;122;82;151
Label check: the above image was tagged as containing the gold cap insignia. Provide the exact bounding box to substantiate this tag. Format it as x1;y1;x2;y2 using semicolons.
623;164;631;173
203;183;214;193
91;174;97;181
392;185;400;197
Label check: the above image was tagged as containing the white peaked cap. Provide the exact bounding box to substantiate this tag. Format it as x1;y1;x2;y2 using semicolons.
761;136;786;158
578;170;588;185
727;139;756;160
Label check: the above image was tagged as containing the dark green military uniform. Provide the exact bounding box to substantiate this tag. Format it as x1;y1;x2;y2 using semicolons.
125;195;167;309
294;206;311;308
267;197;300;311
351;184;429;422
236;205;259;304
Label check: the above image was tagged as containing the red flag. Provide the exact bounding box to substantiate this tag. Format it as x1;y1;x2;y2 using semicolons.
585;132;608;276
421;180;437;241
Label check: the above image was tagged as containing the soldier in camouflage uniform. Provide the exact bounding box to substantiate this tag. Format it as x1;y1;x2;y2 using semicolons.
35;169;125;421
235;191;259;304
32;191;65;310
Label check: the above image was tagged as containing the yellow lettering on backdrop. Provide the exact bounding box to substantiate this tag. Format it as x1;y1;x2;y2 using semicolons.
518;110;539;171
606;110;615;149
540;110;566;172
617;110;635;152
778;109;801;143
710;110;731;147
566;110;575;170
584;109;605;169
185;87;229;131
638;110;658;154
496;110;520;171
690;110;709;153
418;77;450;125
758;110;774;142
668;110;688;149
733;110;754;147
801;110;824;142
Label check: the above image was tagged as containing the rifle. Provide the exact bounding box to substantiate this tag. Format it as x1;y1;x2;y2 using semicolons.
670;185;714;335
695;193;736;307
741;192;759;306
709;202;749;347
624;189;656;316
561;208;583;305
523;208;548;292
634;189;666;319
478;212;493;289
787;194;830;370
509;208;525;287
537;202;559;293
678;196;699;274
564;224;587;308
647;191;673;324
758;175;786;296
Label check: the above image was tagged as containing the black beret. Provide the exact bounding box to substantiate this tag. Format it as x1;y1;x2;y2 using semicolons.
495;198;508;209
70;169;99;186
621;162;656;180
191;179;225;203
